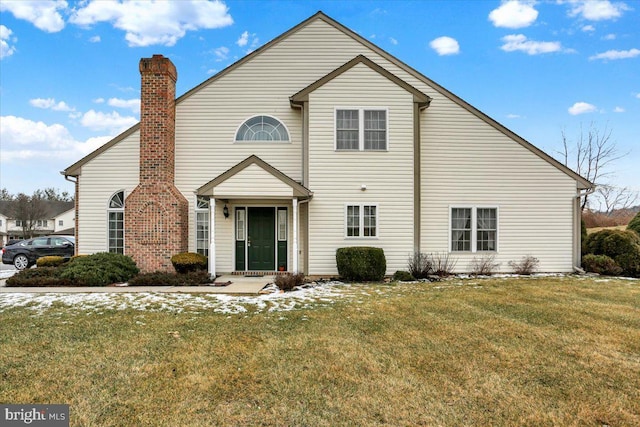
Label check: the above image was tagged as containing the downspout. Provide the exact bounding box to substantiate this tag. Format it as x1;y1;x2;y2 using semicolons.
62;173;79;256
574;186;596;273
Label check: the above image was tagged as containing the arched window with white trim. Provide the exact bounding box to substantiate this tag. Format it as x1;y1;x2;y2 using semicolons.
235;115;289;142
108;191;125;254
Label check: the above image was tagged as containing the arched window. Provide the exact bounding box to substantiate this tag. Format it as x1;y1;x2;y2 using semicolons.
235;115;289;142
108;191;124;254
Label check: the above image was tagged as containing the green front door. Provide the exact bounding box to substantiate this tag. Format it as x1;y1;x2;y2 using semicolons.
248;207;275;270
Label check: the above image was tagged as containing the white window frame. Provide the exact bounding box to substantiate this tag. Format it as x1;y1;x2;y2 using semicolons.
15;220;22;227
335;107;388;151
236;208;246;241
344;203;379;239
107;190;125;254
195;196;210;257
449;206;499;253
277;208;287;241
234;115;291;143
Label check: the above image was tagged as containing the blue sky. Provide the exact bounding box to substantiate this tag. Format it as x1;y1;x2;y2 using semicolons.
1;0;638;205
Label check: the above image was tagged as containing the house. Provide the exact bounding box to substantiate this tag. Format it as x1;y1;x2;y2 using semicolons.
62;12;592;276
0;200;75;245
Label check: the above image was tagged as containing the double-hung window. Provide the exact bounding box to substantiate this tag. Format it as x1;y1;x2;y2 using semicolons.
336;108;387;151
450;207;497;252
346;204;378;238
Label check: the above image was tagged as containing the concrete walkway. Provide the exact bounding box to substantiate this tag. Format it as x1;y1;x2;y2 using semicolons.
0;274;274;295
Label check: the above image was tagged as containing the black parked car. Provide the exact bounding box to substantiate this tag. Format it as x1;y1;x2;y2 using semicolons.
1;235;75;270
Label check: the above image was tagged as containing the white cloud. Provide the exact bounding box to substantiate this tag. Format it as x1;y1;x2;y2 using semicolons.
500;34;563;54
0;0;66;32
613;106;625;112
637;93;640;99
93;98;105;104
389;37;398;45
602;33;616;40
589;48;640;60
0;115;109;162
29;98;74;112
429;36;460;55
489;1;539;29
581;24;595;32
0;25;17;59
236;30;248;47
568;102;597;115
507;113;522;119
206;68;218;75
107;97;140;113
213;46;229;61
70;0;233;47
79;110;137;133
89;35;101;43
567;0;630;21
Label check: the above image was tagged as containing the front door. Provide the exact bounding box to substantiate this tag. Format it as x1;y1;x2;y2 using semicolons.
248;207;275;270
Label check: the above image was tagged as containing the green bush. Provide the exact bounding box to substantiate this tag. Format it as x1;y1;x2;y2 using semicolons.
584;229;639;257
6;267;74;287
336;247;386;282
616;250;640;278
60;252;139;286
581;218;588;255
274;273;305;291
128;270;212;286
581;254;623;276
36;256;65;268
171;252;208;274
392;270;414;281
627;211;640;236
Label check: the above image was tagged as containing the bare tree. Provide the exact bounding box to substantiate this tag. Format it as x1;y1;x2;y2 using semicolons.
0;188;13;201
596;185;639;216
9;193;50;239
558;122;627;211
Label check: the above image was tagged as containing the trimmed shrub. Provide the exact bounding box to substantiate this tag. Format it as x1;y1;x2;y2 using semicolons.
616;250;640;278
581;218;588;255
336;247;386;282
469;254;500;276
128;270;212;286
582;254;623;276
36;256;66;268
583;229;639;257
6;267;74;287
274;273;305;291
392;270;415;281
508;256;540;275
60;252;139;286
627;211;640;236
407;251;432;279
171;252;208;274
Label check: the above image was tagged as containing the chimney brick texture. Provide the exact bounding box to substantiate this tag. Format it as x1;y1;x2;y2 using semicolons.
125;55;189;273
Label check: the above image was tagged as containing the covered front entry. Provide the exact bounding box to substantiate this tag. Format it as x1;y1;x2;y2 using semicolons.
196;155;313;277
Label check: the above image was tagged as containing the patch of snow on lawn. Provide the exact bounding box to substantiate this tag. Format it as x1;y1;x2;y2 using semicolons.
0;281;362;315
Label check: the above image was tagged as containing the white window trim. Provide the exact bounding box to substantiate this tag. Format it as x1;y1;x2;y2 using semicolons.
334;107;389;152
233;114;292;144
107;190;126;254
449;205;499;253
344;203;380;239
195;196;210;257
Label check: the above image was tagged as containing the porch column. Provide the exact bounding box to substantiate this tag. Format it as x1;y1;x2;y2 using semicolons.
292;197;298;273
209;198;216;278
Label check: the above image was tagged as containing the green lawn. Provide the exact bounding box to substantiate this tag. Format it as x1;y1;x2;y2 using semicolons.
1;276;639;426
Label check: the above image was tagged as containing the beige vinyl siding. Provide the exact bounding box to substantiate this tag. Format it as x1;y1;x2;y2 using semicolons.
420;110;577;272
307;63;414;275
213;164;293;198
77;130;140;254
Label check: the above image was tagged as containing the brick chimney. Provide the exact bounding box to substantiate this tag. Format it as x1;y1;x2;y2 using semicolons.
125;54;189;272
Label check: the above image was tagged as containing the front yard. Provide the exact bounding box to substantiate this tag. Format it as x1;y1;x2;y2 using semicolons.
1;276;638;426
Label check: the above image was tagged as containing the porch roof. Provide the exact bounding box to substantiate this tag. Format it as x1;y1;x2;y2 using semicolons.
196;155;313;200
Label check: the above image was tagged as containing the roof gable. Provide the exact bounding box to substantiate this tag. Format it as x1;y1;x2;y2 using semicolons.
62;11;591;189
290;55;431;108
197;155;312;199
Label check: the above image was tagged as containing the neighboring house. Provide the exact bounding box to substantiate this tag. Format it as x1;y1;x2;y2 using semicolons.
62;12;592;276
0;200;75;245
